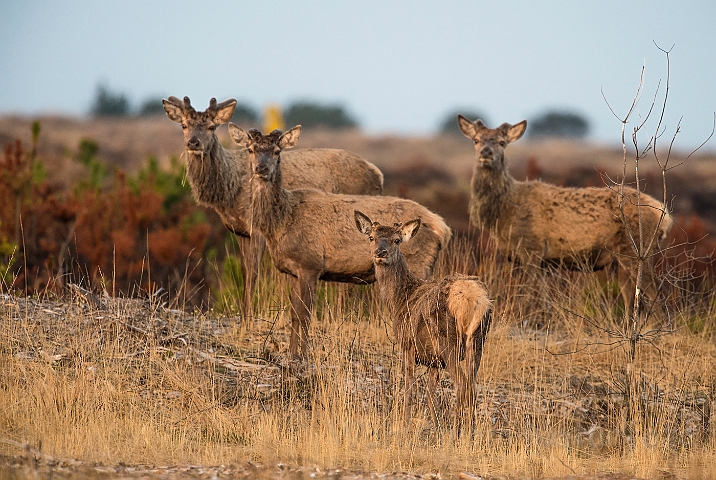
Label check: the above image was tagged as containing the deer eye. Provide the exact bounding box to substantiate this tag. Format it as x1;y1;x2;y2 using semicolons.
248;147;254;154
368;236;374;242
394;238;401;244
499;140;506;147
181;124;187;130
208;124;216;131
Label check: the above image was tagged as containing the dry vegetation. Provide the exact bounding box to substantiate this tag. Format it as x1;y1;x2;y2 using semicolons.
3;113;716;238
1;237;715;479
1;115;716;479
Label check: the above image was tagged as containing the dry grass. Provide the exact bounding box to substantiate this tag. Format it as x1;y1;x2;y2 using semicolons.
1;236;714;479
1;108;714;478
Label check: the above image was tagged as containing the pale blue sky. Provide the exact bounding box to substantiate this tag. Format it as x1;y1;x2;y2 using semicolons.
1;1;715;149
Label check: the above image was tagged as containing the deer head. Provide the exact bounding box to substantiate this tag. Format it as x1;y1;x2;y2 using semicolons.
163;96;237;156
457;116;527;171
228;123;301;182
354;211;421;266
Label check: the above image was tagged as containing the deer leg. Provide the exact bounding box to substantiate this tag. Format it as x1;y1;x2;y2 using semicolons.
288;281;300;359
444;345;468;431
235;233;265;318
403;346;416;430
464;348;477;437
468;310;491;388
465;319;490;433
426;367;440;429
289;272;318;359
464;336;477;425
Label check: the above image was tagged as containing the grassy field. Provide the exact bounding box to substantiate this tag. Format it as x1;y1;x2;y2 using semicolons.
1;232;714;479
1;110;715;478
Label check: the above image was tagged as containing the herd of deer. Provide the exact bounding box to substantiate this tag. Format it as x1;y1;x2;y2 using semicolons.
163;96;673;428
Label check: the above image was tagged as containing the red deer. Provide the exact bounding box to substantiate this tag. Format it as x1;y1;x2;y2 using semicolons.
162;96;383;316
228;124;451;359
457;115;672;314
355;211;492;428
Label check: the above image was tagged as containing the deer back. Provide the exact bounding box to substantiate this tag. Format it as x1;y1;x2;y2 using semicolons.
262;189;450;283
282;148;383;195
497;182;670;267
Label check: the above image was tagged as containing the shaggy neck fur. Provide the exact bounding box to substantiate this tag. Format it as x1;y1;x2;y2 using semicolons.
186;135;246;210
375;254;425;327
248;161;292;238
469;161;516;231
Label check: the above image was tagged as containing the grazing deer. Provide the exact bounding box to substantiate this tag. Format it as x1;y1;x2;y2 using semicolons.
228;125;451;359
162;96;383;317
354;211;492;429
457;115;673;313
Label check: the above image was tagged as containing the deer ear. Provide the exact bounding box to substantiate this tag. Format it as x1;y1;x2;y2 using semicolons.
354;210;373;235
457;115;478;140
401;219;421;241
162;98;184;123
228;123;250;147
213;99;237;125
279;125;302;149
506;120;527;143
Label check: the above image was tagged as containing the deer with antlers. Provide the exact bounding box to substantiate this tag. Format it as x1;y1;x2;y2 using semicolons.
162;96;383;316
228;124;451;359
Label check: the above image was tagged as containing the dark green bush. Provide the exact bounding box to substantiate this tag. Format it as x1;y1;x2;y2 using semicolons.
528;110;590;139
231;103;260;125
284;101;358;129
138;97;167;116
90;84;131;117
438;109;490;136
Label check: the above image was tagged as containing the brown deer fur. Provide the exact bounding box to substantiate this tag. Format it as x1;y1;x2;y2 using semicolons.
228;124;451;359
457;115;673;310
354;211;492;428
162;96;383;316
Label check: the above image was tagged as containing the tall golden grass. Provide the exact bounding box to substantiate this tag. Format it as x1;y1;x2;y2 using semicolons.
0;235;714;478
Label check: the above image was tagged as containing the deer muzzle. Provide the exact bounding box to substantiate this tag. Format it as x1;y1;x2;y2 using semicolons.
254;164;270;178
253;155;276;179
480;146;493;159
186;137;202;151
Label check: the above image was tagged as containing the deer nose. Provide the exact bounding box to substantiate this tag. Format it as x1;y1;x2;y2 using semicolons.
254;162;271;178
187;137;201;150
375;247;387;258
480;146;493;158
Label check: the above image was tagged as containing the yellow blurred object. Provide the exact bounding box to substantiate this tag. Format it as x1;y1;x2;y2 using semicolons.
263;104;285;133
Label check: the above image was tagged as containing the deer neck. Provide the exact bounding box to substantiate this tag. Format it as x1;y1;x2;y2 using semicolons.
185;136;249;212
469;161;515;231
248;166;292;239
374;254;424;320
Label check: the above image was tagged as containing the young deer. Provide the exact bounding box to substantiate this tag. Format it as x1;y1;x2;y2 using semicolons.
354;211;492;429
228;124;451;359
457;115;672;314
162;96;383;317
